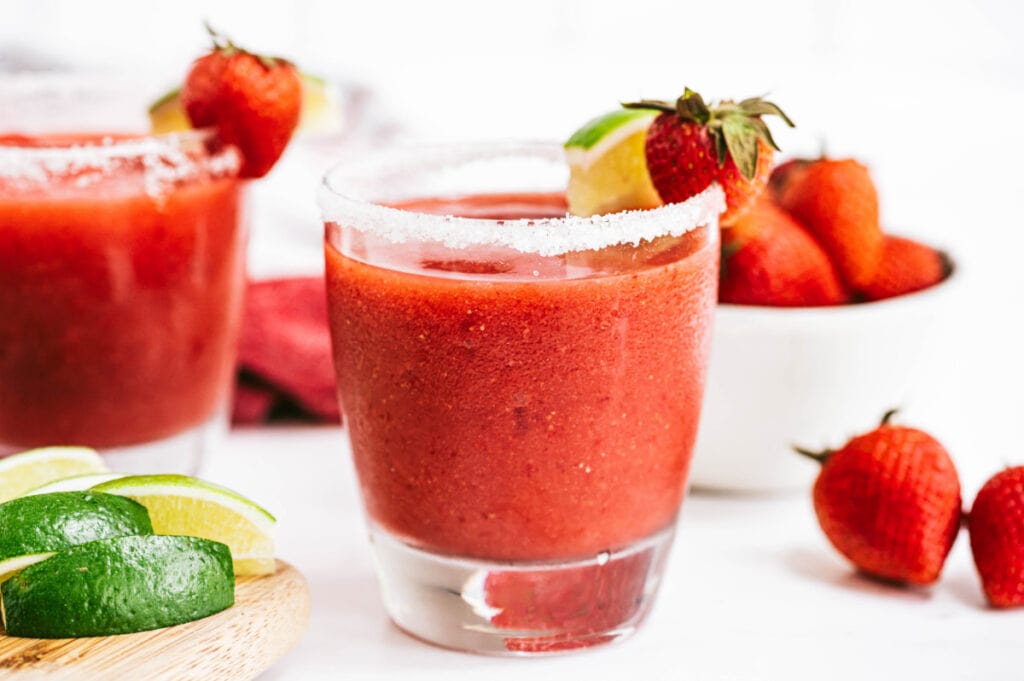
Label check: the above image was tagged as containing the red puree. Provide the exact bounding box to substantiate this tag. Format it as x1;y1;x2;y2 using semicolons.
325;193;717;561
0;134;244;449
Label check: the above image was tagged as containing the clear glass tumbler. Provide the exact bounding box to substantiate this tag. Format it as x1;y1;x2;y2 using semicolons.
0;77;246;473
320;142;723;654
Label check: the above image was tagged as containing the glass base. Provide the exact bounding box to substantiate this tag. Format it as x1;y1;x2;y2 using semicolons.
368;524;676;655
99;413;225;475
0;412;226;476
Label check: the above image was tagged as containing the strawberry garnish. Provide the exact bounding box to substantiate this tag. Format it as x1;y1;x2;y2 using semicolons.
625;88;793;225
720;197;848;307
182;25;302;179
969;466;1024;608
797;410;962;586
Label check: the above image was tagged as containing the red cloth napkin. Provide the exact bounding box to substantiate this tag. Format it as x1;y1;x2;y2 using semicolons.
232;277;341;425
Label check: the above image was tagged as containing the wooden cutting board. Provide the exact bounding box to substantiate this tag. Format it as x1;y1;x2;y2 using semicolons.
0;559;309;680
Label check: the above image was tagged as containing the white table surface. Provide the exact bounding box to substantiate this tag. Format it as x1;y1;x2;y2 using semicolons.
201;425;1020;681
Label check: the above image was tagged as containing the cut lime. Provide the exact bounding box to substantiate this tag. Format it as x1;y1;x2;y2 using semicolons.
0;447;108;504
23;473;125;496
1;535;234;638
92;475;276;575
565;108;662;217
147;88;192;135
149;72;342;136
0;492;153;582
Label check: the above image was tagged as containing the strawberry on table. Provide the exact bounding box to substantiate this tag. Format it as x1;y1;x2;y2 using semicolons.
720;197;847;307
625;88;794;225
797;411;962;585
968;466;1024;608
776;158;884;290
861;235;951;302
181;25;302;179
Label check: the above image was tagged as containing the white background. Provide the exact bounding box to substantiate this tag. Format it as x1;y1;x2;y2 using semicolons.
2;2;1024;678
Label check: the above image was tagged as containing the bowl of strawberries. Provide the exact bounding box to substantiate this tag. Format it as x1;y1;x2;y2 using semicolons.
689;156;958;492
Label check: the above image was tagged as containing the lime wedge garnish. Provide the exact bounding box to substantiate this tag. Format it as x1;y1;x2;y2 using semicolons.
565;108;662;217
0;491;153;582
92;474;276;575
149;72;343;136
1;535;234;638
0;447;108;504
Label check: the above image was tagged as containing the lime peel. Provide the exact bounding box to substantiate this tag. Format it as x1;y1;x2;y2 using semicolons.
565;108;657;169
94;474;275;527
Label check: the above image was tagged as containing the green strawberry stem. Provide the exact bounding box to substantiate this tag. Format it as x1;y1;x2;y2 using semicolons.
624;87;794;181
796;409;902;465
793;445;833;466
203;21;285;70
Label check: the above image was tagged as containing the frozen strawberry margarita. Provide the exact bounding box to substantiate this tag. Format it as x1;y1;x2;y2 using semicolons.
0;132;245;461
321;143;723;653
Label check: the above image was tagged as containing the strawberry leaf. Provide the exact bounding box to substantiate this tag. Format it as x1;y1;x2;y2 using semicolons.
722;117;759;181
740;99;795;128
749;117;781;152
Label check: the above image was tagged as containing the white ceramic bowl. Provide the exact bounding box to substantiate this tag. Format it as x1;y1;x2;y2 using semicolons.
689;266;961;493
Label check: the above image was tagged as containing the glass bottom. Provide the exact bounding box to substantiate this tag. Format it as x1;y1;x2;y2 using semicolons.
99;412;225;475
0;411;225;476
368;523;676;655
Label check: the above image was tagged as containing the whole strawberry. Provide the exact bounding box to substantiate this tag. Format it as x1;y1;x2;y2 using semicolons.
719;197;848;307
625;89;793;226
777;158;884;290
182;25;302;179
860;235;951;302
969;466;1024;607
798;411;962;585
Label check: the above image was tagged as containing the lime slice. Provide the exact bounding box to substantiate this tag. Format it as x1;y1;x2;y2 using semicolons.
23;473;125;496
296;73;344;135
92;475;276;575
0;447;108;504
0;492;153;582
1;535;234;638
147;88;192;135
565;108;662;217
149;72;342;136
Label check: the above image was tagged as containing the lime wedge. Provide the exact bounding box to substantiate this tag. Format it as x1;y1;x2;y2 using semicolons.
147;88;192;135
0;492;153;582
23;473;125;496
92;475;276;575
0;447;108;504
565;108;662;217
149;72;342;136
1;535;234;638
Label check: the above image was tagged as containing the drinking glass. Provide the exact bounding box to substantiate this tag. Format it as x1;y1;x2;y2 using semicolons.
0;77;246;473
320;142;722;654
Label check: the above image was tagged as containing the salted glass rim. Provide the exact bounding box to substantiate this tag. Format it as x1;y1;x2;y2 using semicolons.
0;73;241;181
318;141;725;256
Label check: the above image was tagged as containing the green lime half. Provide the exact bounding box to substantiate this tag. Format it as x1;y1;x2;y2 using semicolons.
1;535;235;638
0;492;153;575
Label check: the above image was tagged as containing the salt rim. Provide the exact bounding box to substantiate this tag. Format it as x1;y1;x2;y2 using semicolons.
318;142;726;257
0;130;241;195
